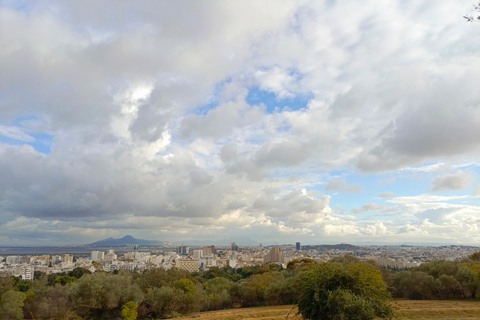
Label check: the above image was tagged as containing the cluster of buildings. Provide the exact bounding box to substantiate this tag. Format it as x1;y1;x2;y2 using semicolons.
1;243;478;280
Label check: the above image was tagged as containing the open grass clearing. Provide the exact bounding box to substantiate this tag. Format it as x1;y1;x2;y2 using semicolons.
183;300;480;320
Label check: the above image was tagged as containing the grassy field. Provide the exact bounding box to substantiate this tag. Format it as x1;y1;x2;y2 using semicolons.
183;300;480;320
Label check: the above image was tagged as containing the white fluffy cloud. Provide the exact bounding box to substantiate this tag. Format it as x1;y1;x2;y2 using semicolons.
1;0;480;245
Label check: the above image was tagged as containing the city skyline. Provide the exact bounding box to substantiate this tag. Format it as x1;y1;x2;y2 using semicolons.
1;1;480;246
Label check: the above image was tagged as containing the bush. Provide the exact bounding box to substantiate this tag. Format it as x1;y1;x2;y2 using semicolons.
297;262;394;320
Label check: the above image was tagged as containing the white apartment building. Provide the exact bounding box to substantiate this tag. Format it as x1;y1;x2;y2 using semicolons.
91;251;105;261
6;256;20;265
14;265;34;280
193;250;204;259
176;260;200;273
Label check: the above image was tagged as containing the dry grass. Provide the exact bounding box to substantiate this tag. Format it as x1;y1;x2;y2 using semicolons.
183;305;302;320
394;300;480;319
182;300;480;320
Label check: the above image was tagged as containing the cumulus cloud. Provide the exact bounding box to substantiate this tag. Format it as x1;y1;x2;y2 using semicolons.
431;171;473;192
1;1;480;245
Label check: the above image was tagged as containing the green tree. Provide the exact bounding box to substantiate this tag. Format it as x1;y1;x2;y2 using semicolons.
0;290;26;320
239;272;277;307
455;265;478;298
204;277;233;310
173;279;196;294
68;271;143;318
122;301;138;320
393;270;436;300
68;267;92;279
0;275;14;296
297;262;394;320
264;275;299;305
54;275;78;286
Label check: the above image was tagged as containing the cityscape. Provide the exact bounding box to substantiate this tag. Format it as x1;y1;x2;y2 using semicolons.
2;240;479;281
1;1;480;319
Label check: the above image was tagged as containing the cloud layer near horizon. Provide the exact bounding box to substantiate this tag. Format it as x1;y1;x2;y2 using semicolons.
1;0;480;245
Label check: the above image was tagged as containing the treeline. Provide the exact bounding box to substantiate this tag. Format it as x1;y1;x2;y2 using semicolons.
1;254;480;319
384;256;480;300
0;260;308;320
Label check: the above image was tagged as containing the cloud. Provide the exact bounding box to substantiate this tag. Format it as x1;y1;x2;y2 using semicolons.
324;180;362;193
1;1;480;245
352;203;381;214
388;194;470;204
379;192;396;198
431;171;473;192
0;125;35;142
474;184;480;196
254;140;311;167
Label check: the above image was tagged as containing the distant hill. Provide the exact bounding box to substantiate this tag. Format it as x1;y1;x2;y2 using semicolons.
302;243;359;251
175;237;259;246
86;235;163;247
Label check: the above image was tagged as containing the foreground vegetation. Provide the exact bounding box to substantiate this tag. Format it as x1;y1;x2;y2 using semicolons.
1;253;480;319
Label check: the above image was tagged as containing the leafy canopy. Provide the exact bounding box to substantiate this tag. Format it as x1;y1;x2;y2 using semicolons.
297;262;394;320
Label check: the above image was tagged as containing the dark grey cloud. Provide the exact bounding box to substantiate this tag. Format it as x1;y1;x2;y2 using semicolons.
254;140;311;167
431;171;473;192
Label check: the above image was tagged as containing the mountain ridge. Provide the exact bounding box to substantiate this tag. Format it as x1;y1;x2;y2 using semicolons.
86;235;163;247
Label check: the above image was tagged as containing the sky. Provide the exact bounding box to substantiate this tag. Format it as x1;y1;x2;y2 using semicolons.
1;0;480;246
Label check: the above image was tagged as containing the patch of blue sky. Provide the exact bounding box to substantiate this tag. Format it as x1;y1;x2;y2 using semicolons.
12;115;39;126
246;87;312;114
0;0;34;12
0;133;52;154
189;80;230;116
320;170;437;215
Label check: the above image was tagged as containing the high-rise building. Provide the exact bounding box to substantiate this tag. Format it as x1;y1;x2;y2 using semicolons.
91;251;105;262
264;246;284;264
177;244;189;255
193;250;203;259
296;242;301;251
231;242;239;251
201;245;216;255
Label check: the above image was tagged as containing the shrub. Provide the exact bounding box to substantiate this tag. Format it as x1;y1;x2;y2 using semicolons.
297;262;394;320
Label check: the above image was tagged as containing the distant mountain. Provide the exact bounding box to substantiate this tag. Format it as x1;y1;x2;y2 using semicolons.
86;235;163;247
175;237;259;246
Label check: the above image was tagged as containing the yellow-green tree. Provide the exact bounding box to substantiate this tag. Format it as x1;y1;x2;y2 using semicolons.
297;262;394;320
122;301;138;320
0;290;26;320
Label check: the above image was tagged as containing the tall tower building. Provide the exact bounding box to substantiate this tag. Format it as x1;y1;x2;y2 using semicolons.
296;242;301;251
264;246;284;264
91;251;105;262
177;244;189;255
231;242;239;251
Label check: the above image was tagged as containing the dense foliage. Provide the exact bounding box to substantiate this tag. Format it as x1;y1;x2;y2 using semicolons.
298;262;394;320
1;252;480;319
